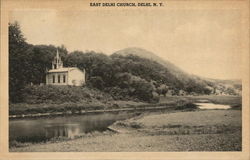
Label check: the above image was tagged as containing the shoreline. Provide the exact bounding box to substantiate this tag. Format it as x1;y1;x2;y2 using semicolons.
10;109;242;152
9;104;177;119
9;95;241;119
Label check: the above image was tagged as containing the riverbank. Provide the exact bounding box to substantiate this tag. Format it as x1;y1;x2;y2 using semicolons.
9;95;241;118
10;109;242;152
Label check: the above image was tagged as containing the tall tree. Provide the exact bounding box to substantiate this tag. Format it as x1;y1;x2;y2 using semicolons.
9;22;31;102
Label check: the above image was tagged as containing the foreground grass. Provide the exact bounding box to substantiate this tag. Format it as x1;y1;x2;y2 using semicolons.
10;132;241;152
10;110;242;152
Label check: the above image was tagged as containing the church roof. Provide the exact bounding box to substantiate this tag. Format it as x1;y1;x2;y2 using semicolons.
47;67;78;73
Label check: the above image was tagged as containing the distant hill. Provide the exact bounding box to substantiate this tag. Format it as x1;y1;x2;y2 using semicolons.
114;47;202;82
114;47;208;85
113;47;242;96
114;47;185;76
206;78;242;95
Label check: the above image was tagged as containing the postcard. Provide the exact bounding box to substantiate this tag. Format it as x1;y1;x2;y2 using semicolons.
0;0;249;159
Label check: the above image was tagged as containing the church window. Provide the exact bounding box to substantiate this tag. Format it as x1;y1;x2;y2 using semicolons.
58;75;60;83
63;75;66;83
52;75;55;83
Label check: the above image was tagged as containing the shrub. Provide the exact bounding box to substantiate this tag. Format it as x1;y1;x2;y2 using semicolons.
113;73;158;103
175;102;198;110
21;85;113;104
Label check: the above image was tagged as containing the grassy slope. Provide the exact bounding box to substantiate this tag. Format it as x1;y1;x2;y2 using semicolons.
9;85;149;115
10;110;241;152
126;110;241;127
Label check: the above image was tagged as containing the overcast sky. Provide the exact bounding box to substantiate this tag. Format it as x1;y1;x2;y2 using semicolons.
10;9;242;80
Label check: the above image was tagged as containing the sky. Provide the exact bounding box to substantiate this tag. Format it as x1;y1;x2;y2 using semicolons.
10;9;242;80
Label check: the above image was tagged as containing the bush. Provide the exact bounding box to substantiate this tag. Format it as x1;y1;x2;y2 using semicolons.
175;102;198;110
20;85;113;104
112;73;158;103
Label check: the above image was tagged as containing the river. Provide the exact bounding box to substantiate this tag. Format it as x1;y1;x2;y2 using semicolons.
9;102;232;144
9;111;140;143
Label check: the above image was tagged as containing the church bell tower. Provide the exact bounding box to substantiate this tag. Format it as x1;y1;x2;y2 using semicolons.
52;49;63;69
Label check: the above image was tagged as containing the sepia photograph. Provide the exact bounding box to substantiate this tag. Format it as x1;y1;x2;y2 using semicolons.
0;0;249;159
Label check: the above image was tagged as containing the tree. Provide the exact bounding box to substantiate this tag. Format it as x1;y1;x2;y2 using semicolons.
156;84;168;96
9;22;31;102
9;22;67;102
29;45;66;84
88;76;105;90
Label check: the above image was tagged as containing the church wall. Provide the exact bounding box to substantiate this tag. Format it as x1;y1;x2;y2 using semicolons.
68;69;85;86
46;72;68;85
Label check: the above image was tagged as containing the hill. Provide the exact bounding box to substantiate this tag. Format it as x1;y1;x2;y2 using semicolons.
114;47;186;77
114;47;207;83
113;47;241;96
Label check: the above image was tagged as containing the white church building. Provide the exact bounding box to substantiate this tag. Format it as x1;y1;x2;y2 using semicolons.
46;50;86;86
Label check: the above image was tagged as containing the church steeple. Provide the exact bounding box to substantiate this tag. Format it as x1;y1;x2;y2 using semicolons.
52;49;63;69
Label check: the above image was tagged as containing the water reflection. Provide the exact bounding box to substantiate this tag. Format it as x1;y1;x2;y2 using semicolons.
196;103;231;109
45;124;80;139
9;112;138;143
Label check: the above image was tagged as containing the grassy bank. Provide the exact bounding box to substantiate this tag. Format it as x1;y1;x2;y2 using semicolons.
160;95;242;109
9;85;150;116
10;110;241;152
10;94;241;116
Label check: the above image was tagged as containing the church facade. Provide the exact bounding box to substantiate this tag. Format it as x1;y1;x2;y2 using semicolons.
46;50;86;86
